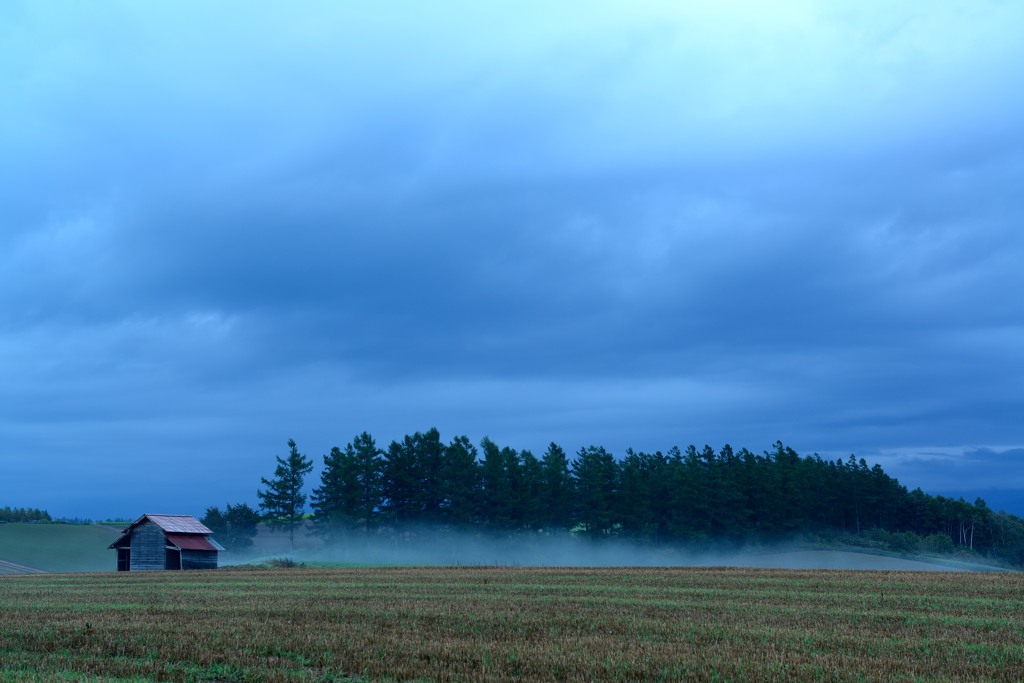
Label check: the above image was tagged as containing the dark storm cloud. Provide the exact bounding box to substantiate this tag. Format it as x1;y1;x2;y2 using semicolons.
2;1;1023;517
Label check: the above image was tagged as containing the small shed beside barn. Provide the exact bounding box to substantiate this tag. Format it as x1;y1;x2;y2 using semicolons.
109;514;224;571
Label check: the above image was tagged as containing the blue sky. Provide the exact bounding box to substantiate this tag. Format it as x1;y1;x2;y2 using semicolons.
2;1;1023;520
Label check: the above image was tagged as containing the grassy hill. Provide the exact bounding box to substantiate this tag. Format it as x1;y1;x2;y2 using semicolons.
0;523;118;572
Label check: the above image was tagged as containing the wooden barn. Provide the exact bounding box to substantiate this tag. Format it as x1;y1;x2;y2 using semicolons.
108;514;224;571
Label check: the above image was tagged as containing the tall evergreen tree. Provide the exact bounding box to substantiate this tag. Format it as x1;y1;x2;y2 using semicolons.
572;446;619;537
713;444;750;537
350;432;385;525
414;428;447;523
441;435;480;526
502;445;526;528
256;439;314;553
479;437;512;527
519;450;545;530
667;445;703;538
382;434;422;526
311;432;383;539
645;451;674;543
311;446;350;533
540;442;573;529
617;449;657;539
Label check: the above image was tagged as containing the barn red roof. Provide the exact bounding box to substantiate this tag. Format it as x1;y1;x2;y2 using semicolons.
164;533;219;551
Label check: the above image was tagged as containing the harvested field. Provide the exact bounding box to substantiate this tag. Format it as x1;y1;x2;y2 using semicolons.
1;566;1022;682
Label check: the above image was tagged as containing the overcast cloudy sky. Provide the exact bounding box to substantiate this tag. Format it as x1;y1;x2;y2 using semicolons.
2;1;1023;520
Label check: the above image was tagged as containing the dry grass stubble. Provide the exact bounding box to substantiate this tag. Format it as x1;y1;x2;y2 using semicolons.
1;566;1022;681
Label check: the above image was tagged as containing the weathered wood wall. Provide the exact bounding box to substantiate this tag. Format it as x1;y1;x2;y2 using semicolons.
128;520;166;571
181;550;217;570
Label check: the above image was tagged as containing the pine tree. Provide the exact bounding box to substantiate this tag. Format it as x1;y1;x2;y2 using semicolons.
540;442;573;529
441;435;479;526
519;450;545;530
349;432;384;526
382;434;421;525
414;428;447;523
257;439;313;553
571;446;619;537
311;433;383;540
479;437;512;527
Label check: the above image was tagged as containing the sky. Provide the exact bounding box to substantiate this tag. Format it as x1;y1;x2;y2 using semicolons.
2;1;1023;520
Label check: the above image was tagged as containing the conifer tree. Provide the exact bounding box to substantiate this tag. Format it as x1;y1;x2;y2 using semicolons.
257;439;313;553
541;442;573;528
441;435;479;525
312;432;383;539
572;446;619;537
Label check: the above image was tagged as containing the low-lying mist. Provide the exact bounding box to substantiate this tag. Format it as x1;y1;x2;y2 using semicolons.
223;527;970;572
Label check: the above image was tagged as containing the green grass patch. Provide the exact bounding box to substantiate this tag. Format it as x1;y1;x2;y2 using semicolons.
0;523;118;572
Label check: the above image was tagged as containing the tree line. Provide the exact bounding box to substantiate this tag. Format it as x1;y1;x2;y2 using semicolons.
0;506;51;523
208;429;1024;567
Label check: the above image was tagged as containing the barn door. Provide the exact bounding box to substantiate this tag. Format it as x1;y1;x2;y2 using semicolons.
165;548;181;570
117;549;130;571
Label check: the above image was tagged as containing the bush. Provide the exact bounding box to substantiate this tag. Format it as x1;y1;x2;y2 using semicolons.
887;531;920;554
921;533;955;554
266;558;305;569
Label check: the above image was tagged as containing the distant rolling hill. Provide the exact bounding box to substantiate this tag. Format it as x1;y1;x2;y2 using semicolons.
0;523;119;573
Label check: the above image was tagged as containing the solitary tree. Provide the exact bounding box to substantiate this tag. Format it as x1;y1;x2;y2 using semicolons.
257;439;314;553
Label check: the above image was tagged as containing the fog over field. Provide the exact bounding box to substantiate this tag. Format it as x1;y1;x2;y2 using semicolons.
0;521;1001;574
225;527;985;572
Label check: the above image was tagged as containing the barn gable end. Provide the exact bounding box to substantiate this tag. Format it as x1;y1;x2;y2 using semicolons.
130;519;166;571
